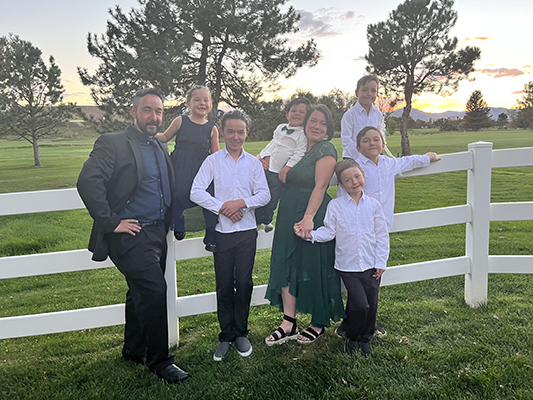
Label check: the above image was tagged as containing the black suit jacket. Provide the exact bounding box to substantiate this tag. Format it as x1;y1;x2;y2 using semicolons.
77;125;175;261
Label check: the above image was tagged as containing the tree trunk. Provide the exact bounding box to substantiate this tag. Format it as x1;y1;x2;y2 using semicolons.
198;30;210;86
400;85;413;156
32;139;41;167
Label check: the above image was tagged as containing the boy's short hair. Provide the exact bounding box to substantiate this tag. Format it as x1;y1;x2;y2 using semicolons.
356;75;380;93
132;88;165;109
221;109;250;129
286;97;311;114
303;104;335;141
334;159;364;183
356;126;385;148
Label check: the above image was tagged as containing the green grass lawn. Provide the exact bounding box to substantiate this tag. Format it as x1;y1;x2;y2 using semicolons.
0;128;532;399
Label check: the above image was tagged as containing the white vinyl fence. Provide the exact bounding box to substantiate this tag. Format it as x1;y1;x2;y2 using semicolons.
1;142;532;346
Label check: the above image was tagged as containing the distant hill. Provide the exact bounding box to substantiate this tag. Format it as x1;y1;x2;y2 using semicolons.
390;107;511;121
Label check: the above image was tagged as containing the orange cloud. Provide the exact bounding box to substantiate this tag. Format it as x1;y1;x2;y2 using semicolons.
464;37;490;41
478;68;525;78
513;90;524;94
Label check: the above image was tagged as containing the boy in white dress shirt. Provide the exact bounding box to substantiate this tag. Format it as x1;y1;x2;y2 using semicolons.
295;158;389;356
355;126;440;230
341;75;386;161
191;110;270;361
335;126;440;340
255;97;310;232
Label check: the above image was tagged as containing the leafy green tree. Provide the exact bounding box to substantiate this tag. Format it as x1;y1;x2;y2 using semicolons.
496;113;508;129
365;0;481;155
461;90;492;131
386;117;400;136
0;34;77;166
78;0;319;127
247;98;286;141
513;81;533;130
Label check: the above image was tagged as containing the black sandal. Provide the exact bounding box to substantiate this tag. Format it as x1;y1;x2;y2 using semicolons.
265;315;299;346
297;326;325;344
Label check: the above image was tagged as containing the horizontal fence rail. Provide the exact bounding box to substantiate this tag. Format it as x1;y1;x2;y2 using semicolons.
1;143;532;343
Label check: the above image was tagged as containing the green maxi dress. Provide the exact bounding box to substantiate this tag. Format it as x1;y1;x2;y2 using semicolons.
265;140;345;328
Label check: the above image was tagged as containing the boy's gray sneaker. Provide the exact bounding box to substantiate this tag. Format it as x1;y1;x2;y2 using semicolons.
234;336;252;357
213;341;232;361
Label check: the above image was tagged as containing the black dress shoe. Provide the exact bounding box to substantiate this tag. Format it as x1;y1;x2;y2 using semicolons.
174;231;186;241
156;364;190;384
122;353;147;366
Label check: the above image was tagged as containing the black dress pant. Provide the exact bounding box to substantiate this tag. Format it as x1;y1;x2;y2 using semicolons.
255;170;284;225
108;221;174;371
337;269;381;343
214;229;257;342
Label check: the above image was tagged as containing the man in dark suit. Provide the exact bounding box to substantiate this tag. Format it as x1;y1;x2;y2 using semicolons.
77;88;189;384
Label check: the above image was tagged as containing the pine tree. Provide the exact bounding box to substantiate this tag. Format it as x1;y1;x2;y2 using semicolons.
462;90;492;131
78;0;319;127
513;81;533;129
0;34;78;166
365;0;480;155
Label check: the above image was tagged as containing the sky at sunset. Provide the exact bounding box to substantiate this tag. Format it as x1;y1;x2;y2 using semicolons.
1;0;531;113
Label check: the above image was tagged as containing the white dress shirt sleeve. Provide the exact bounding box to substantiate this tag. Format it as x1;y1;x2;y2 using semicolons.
190;156;223;215
378;113;386;140
259;125;282;158
285;132;307;168
394;154;430;175
241;157;270;210
310;202;337;243
341;111;359;160
373;202;390;270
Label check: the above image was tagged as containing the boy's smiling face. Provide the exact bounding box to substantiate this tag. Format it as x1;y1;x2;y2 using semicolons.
338;166;365;199
356;80;378;109
357;129;385;161
221;118;248;154
286;103;308;127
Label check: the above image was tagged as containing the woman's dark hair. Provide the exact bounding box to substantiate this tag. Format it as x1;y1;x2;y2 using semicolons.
303;104;334;141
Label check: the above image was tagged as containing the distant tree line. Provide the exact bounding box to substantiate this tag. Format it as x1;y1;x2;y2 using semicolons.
5;0;533;167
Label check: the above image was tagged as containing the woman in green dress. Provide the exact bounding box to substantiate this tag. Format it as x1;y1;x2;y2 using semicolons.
265;104;344;345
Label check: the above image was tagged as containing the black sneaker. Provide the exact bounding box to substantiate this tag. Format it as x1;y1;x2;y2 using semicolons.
374;324;387;337
335;323;346;338
360;341;371;357
205;242;218;253
344;339;359;356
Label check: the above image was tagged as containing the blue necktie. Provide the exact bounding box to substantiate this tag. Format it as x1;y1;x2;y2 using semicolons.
149;139;172;208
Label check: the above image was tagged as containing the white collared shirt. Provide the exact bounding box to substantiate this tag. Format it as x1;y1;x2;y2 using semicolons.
341;102;385;160
191;147;270;233
311;194;389;272
357;154;430;229
259;124;307;173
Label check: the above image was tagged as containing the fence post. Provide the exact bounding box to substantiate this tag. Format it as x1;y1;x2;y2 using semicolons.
165;232;179;347
464;141;493;307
